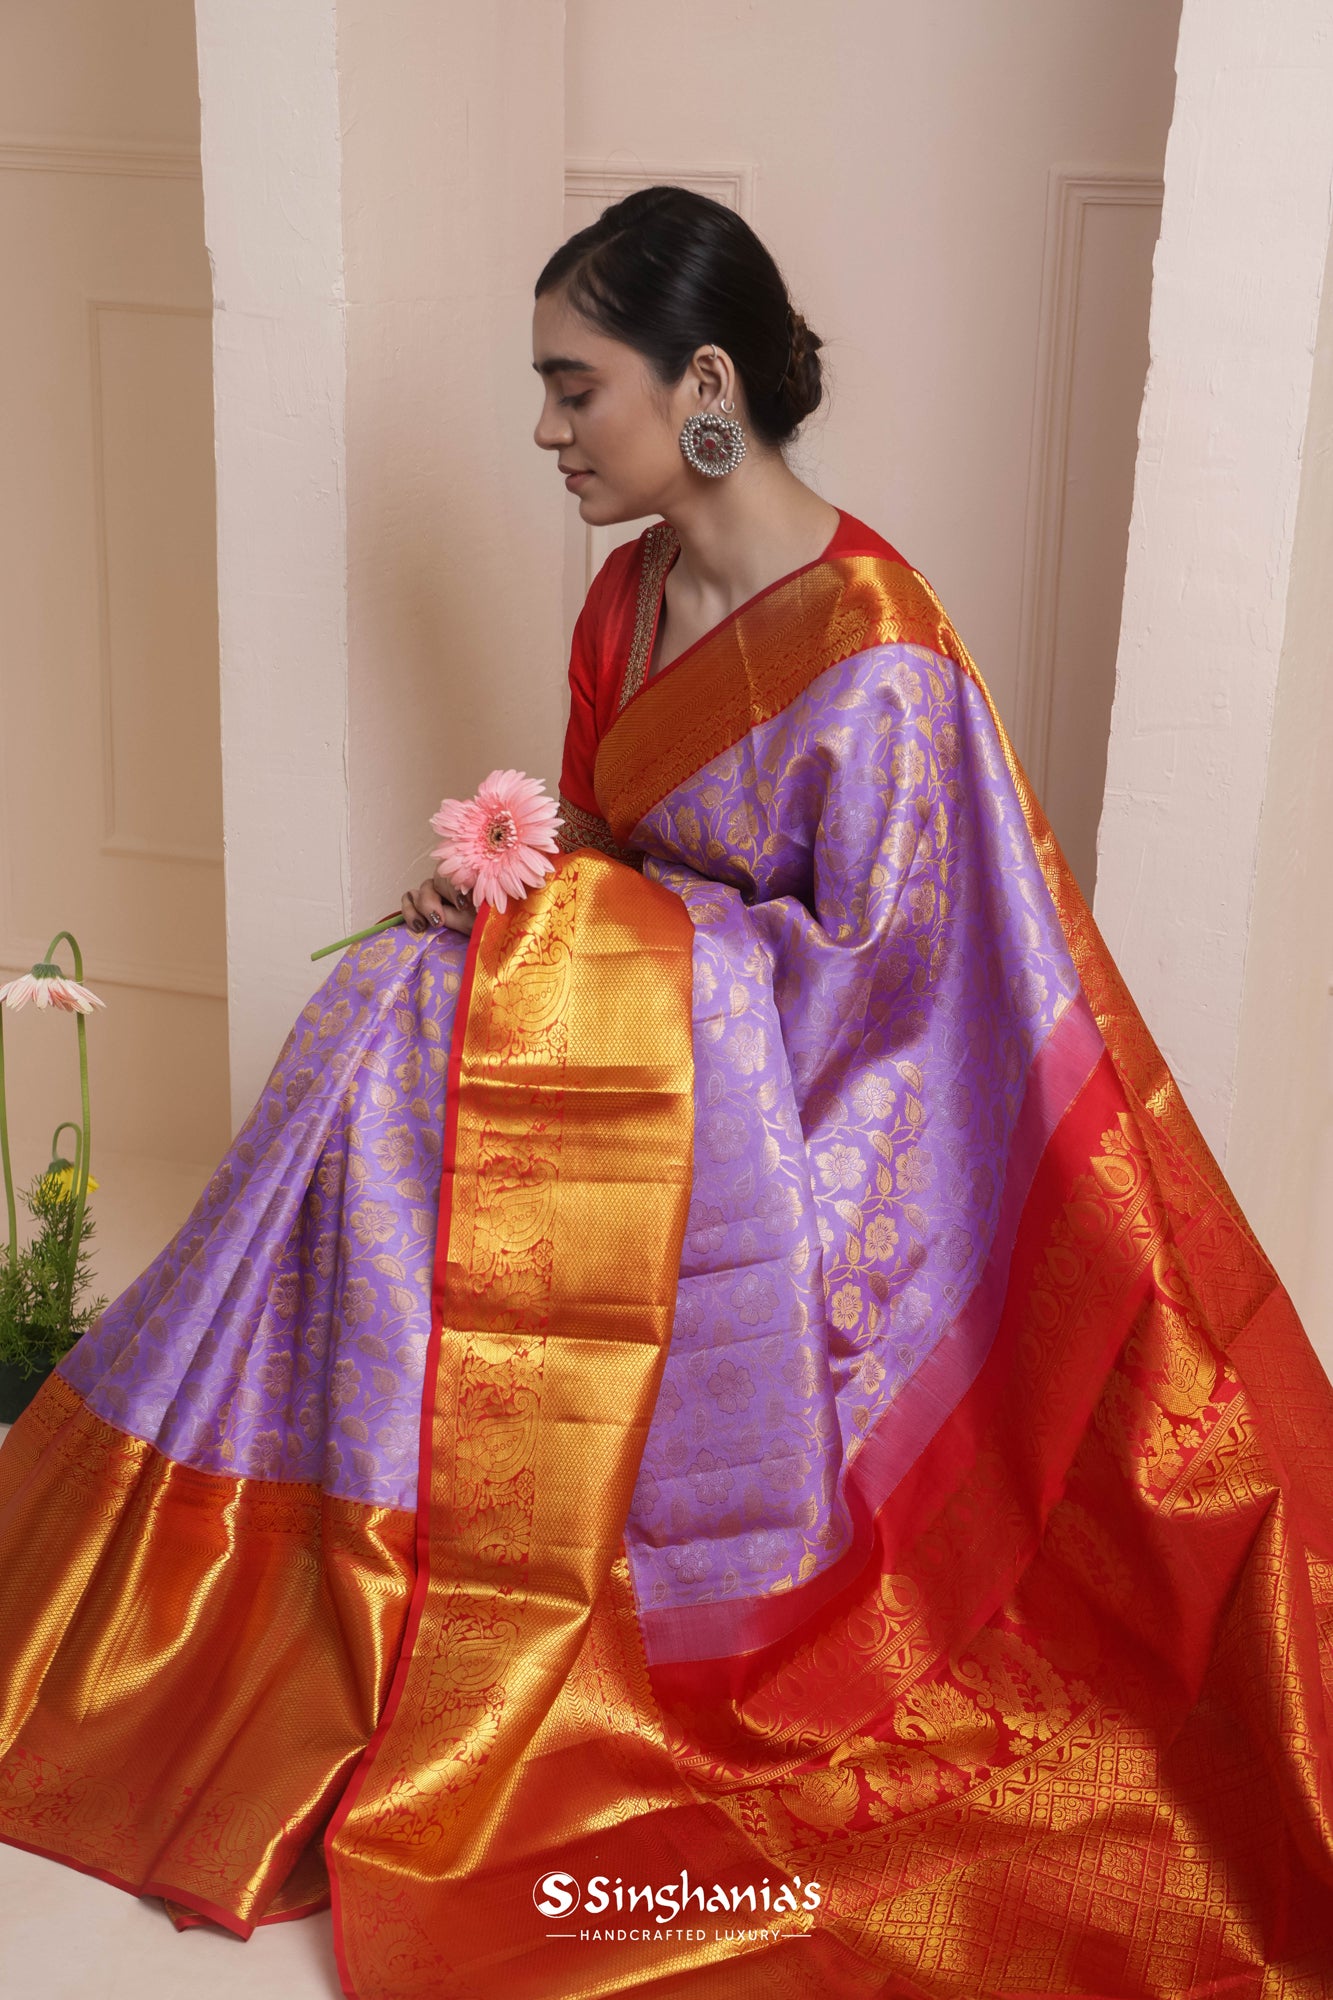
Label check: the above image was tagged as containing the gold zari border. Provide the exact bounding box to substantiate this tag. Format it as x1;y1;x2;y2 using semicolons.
0;1372;414;1931
329;849;695;1996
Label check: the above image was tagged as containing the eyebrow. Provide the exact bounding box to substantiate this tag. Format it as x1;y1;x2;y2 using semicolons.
531;356;597;377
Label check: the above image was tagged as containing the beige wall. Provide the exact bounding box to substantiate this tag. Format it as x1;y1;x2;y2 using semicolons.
339;0;568;922
0;0;228;1184
1;0;201;146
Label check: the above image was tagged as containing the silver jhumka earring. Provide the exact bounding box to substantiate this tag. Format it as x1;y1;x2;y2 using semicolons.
679;346;747;477
679;408;747;476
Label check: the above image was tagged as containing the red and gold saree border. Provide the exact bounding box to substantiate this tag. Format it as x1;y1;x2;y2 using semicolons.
593;550;934;845
325;850;696;2000
0;1370;415;1936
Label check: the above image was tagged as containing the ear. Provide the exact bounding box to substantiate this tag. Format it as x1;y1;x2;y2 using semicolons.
690;343;734;408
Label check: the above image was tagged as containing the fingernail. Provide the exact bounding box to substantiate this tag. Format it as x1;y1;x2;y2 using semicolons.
429;911;443;926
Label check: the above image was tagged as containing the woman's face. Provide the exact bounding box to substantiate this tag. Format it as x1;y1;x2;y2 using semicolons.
531;285;739;524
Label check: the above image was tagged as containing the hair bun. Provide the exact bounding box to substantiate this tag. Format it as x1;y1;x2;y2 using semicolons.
779;304;822;426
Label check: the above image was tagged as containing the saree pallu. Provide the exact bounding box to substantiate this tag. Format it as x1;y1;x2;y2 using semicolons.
1;549;1331;1998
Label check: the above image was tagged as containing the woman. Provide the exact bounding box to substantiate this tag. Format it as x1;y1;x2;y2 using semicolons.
1;185;1330;1999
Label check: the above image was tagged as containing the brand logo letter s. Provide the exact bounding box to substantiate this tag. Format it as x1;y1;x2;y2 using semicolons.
533;1871;581;1918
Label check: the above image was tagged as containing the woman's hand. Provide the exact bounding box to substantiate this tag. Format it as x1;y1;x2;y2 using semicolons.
402;865;476;937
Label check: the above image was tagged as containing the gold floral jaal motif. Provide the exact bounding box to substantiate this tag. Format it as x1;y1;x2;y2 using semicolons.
326;848;695;1998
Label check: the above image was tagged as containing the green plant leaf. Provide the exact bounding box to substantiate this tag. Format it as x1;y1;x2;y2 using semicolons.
0;1170;107;1371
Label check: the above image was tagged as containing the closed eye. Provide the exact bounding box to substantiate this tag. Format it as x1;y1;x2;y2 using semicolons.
560;391;590;408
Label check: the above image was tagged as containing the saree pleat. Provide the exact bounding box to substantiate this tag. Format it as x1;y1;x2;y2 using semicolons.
0;925;465;1931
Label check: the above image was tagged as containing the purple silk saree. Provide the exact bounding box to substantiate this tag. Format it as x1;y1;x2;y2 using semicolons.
0;516;1330;2000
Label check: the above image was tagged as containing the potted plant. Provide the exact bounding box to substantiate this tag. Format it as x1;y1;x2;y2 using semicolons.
0;932;107;1424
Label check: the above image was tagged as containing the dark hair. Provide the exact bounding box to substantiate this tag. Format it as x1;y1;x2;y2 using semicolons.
534;184;825;450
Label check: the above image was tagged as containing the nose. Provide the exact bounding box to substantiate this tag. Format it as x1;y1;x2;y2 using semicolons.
533;394;573;452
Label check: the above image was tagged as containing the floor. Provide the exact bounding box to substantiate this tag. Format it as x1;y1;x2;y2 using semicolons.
0;1842;342;1998
0;1152;351;1998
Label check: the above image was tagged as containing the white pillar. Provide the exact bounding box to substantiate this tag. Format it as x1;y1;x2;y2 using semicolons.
195;1;566;1123
195;0;350;1126
1228;212;1333;1365
1096;0;1333;1363
1096;0;1333;1154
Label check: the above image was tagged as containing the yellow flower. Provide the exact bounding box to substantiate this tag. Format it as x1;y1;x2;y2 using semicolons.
40;1168;97;1192
43;1166;99;1200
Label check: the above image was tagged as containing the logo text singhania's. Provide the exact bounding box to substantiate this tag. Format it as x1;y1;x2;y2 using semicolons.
534;1869;821;1922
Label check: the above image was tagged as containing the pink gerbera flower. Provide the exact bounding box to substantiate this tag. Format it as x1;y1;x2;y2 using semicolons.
0;964;106;1013
429;769;562;916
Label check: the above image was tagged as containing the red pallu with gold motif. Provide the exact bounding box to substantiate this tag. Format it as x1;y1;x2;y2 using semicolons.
1;519;1332;1998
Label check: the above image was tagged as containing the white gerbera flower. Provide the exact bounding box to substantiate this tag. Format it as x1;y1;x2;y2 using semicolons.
0;963;106;1013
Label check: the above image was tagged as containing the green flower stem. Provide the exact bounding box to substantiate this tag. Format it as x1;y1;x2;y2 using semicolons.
310;913;406;963
50;1122;82;1169
0;1009;15;1267
70;1013;90;1306
43;931;92;1325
